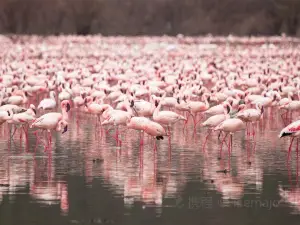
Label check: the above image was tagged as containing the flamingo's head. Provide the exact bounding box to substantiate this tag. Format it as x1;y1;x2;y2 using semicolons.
222;101;231;114
61;100;71;112
84;96;93;106
62;124;68;134
237;104;246;112
30;104;37;115
130;100;134;108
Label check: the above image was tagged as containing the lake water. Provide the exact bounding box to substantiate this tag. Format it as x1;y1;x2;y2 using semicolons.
0;109;300;225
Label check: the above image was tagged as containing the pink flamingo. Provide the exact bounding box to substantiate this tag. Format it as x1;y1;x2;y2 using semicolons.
202;101;231;149
126;116;151;146
237;102;264;138
0;110;13;126
279;120;300;161
153;97;186;136
142;120;168;151
4;91;28;105
279;91;300;124
8;104;36;139
101;98;133;146
214;118;246;159
187;93;210;132
38;91;57;110
30;100;70;151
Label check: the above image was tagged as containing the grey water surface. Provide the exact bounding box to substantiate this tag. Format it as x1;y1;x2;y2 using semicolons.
0;110;299;225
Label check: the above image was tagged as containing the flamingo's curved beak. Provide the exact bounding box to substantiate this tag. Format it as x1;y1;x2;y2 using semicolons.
66;103;71;112
62;125;68;134
32;108;37;115
130;100;134;107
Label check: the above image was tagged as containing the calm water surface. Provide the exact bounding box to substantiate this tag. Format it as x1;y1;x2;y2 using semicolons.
0;110;300;225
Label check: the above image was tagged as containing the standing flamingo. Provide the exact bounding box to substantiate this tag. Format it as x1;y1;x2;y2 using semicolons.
214;118;245;159
101;98;133;146
202;102;231;149
187;93;210;132
30;100;70;151
126;116;151;146
8;104;37;139
142;120;168;151
279;120;300;161
38;91;57;110
237;102;264;138
153;98;186;136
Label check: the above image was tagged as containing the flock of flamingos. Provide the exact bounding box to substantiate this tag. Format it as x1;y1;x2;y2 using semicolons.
0;35;300;164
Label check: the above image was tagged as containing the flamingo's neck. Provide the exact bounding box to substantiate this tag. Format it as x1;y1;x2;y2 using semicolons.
204;96;209;109
50;92;55;100
62;108;69;121
56;120;62;131
153;102;162;117
124;100;133;116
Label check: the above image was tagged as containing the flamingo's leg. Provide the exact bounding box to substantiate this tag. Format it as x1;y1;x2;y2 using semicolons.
288;137;295;161
297;139;299;158
228;134;233;156
22;125;29;152
218;131;222;140
202;129;212;151
219;133;229;159
252;122;255;137
115;126;121;146
153;140;157;152
11;125;18;139
183;112;190;132
140;131;144;146
48;130;52;146
194;113;203;127
280;111;287;125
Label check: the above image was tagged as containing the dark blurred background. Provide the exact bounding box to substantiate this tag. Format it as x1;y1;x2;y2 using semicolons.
0;0;299;36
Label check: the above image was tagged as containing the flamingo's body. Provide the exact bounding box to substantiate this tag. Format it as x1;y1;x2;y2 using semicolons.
30;100;70;150
38;91;57;110
279;120;300;160
214;118;245;158
153;99;186;127
142;121;167;140
215;118;245;133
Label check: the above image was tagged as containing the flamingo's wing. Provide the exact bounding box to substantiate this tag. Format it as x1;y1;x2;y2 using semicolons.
279;120;300;137
287;121;300;132
31;117;44;126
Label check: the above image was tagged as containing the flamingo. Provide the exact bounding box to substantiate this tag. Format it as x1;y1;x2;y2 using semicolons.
214;118;246;159
8;104;36;139
129;97;154;117
279;120;300;160
126;116;151;145
153;98;187;136
101;98;133;146
141;120;168;151
0;110;13;125
38;91;57;110
279;91;300;124
30;100;70;151
187;93;210;132
3;92;28;106
202;101;231;147
58;84;72;101
237;102;264;138
0;104;27;114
